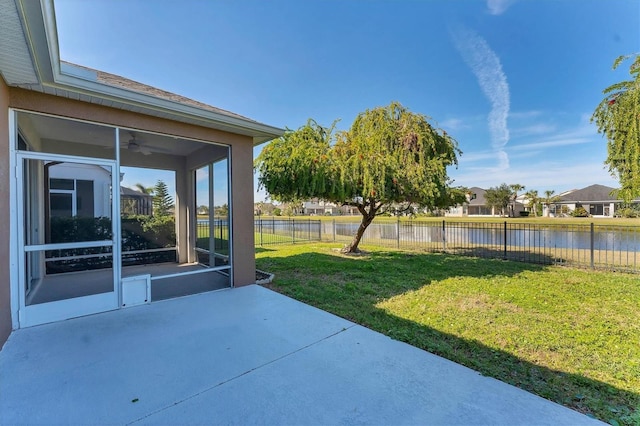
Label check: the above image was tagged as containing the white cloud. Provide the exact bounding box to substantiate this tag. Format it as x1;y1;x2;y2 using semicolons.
495;150;509;170
509;110;543;119
440;118;466;131
195;167;208;182
509;137;591;151
450;160;616;193
487;0;515;15
510;123;556;137
452;26;510;168
458;151;498;163
510;120;599;151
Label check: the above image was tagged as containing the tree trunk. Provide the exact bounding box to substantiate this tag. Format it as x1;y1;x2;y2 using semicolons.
341;212;375;254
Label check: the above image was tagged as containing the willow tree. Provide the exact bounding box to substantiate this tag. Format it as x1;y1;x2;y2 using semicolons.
255;102;463;253
592;53;640;202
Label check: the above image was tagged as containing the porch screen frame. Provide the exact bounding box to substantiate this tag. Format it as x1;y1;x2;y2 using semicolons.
15;150;121;328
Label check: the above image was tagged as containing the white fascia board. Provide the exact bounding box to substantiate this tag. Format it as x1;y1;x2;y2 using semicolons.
50;73;284;144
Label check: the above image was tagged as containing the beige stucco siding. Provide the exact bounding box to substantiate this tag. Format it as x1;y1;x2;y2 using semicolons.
9;87;257;288
0;77;11;348
230;141;256;286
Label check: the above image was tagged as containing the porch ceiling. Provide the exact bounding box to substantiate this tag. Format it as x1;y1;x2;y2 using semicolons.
23;111;223;158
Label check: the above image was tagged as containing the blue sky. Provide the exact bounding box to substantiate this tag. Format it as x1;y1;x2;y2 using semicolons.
54;0;639;202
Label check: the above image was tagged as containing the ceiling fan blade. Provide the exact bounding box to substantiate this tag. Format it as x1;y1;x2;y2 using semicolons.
139;146;152;155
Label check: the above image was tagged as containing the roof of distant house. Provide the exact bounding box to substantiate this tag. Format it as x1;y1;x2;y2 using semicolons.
120;186;152;197
466;187;487;205
559;184;619;202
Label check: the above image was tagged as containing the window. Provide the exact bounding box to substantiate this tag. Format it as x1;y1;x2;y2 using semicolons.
589;204;604;216
49;178;94;218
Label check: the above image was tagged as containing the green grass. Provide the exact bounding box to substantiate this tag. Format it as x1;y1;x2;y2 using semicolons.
256;243;640;425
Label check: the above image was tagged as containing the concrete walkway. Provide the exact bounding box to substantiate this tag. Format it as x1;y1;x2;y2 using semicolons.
0;285;602;425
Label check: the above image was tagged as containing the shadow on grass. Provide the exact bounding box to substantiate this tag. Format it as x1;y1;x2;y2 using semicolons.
446;246;559;264
255;247;276;254
372;310;638;424
257;249;639;424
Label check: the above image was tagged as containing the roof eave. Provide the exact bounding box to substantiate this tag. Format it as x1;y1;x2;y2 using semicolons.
17;0;284;145
52;72;284;144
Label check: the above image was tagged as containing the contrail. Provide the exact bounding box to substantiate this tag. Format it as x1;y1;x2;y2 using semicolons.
452;26;510;166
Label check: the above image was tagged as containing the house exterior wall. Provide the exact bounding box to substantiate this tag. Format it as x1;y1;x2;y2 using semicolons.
0;77;11;349
8;87;257;288
230;141;256;286
48;163;112;217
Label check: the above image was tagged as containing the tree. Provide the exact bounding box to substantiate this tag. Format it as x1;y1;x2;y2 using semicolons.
509;183;525;217
484;183;513;216
282;202;302;217
255;102;463;253
542;190;560;217
152;179;174;216
215;204;229;217
255;202;264;216
592;53;640;202
524;189;540;217
135;183;154;195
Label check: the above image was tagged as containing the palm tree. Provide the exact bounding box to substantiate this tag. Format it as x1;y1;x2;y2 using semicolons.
135;183;154;195
543;190;560;217
524;189;539;217
510;184;525;217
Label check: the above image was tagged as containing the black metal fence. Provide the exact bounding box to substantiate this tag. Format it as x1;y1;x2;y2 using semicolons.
255;218;640;273
254;218;322;246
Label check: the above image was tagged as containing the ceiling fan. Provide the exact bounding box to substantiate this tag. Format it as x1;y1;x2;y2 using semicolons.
121;132;153;155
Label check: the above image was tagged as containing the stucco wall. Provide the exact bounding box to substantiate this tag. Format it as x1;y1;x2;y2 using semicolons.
0;77;11;348
230;141;257;286
9;87;257;287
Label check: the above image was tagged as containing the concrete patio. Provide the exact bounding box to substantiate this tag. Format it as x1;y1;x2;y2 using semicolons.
0;285;602;425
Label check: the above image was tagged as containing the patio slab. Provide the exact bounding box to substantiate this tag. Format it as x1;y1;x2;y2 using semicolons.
0;285;602;425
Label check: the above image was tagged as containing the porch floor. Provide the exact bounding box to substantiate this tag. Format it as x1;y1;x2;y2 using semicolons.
27;262;229;305
0;285;601;425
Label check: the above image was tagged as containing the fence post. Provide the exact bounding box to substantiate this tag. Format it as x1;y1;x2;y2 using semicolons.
396;217;400;248
333;219;336;242
442;220;446;251
292;218;295;244
504;221;508;260
259;218;263;246
318;219;322;241
590;222;595;269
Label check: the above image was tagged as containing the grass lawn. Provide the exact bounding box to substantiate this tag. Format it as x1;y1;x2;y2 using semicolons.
256;243;640;425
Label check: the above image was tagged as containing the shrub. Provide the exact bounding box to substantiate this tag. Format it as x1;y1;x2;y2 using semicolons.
616;206;640;218
122;215;176;249
50;216;112;243
570;206;590;217
47;215;177;274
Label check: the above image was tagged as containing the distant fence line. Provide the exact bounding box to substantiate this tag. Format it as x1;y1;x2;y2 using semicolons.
254;217;640;273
